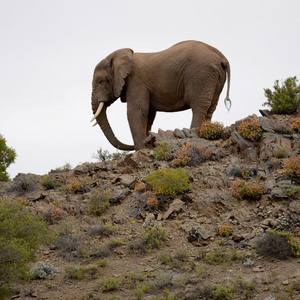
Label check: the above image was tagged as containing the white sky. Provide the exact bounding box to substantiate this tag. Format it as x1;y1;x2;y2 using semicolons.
1;0;299;178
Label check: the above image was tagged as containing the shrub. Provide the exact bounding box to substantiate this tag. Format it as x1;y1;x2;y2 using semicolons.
292;117;300;132
134;182;148;193
0;134;17;182
30;261;59;279
128;224;169;254
88;222;118;237
256;229;300;259
153;141;172;161
172;142;212;167
40;175;59;189
36;204;65;224
282;157;300;180
66;177;83;193
146;168;191;197
231;178;266;200
92;147;128;161
263;76;300;114
7;173;38;195
218;224;233;237
273;146;288;158
144;191;158;209
55;163;72;172
93;238;123;258
238;119;262;141
99;277;121;291
88;188;111;215
55;221;84;259
65;265;98;280
199;121;224;140
0;199;54;284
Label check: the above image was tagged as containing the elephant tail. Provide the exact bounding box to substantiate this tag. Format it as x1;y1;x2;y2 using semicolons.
222;61;231;111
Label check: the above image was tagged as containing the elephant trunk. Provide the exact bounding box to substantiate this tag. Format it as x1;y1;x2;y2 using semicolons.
93;103;135;151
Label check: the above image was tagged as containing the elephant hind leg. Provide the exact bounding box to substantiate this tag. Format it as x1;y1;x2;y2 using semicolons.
189;86;218;129
206;71;227;121
147;109;156;134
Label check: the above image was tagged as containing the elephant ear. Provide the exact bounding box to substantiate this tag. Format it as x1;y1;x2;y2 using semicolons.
111;48;133;98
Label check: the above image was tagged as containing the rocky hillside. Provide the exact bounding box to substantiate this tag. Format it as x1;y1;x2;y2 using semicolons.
1;112;300;300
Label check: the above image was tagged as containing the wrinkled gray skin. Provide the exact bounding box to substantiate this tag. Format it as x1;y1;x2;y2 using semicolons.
91;40;231;150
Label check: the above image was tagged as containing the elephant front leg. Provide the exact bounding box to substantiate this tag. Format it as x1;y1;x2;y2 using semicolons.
127;100;150;150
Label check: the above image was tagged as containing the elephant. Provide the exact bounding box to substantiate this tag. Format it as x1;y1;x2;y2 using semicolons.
91;40;231;150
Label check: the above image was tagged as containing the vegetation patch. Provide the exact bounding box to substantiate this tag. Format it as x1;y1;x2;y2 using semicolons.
231;178;266;200
65;264;98;280
282;157;300;180
88;188;111;215
238;119;262;141
256;229;300;259
263;76;300;114
292;117;300;132
0;134;16;182
199;121;224;140
153;141;173;161
172;142;212;167
0;199;54;286
146;168;191;197
128;224;169;254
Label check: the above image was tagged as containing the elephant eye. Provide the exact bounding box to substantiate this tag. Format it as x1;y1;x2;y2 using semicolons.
97;79;103;85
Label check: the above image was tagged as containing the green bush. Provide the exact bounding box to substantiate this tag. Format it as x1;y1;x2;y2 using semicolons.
92;147;128;161
199;121;224;140
263;76;300;114
40;175;59;189
88;188;111;215
257;229;300;259
0;199;54;284
128;224;169;254
153;141;172;161
238;119;262;141
146;168;191;197
0;134;16;182
99;276;122;291
65;265;98;280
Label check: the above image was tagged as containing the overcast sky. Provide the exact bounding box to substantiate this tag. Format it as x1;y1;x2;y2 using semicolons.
1;0;299;179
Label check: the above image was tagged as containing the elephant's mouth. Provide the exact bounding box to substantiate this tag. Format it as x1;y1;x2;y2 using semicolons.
90;102;105;126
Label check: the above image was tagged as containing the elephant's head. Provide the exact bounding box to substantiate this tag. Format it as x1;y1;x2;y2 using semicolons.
91;48;135;150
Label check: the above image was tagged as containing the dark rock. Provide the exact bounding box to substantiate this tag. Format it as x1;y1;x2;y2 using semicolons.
259;117;277;133
109;189;131;204
27;191;46;202
259;109;273;118
174;128;186;139
231;132;254;150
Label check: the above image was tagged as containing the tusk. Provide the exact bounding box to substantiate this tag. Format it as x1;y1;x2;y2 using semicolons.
92;121;98;127
90;102;104;122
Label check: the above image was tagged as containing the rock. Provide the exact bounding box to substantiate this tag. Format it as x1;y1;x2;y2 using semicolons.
282;280;289;285
163;199;185;219
27;191;46;202
174;128;186;139
119;175;136;187
231;132;254;150
259;117;277;132
109;189;131;204
158;129;175;139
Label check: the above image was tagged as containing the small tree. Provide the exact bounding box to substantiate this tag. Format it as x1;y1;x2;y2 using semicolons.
0;134;17;181
263;76;300;114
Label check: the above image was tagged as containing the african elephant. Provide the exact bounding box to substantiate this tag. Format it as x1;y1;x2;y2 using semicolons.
91;40;231;150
